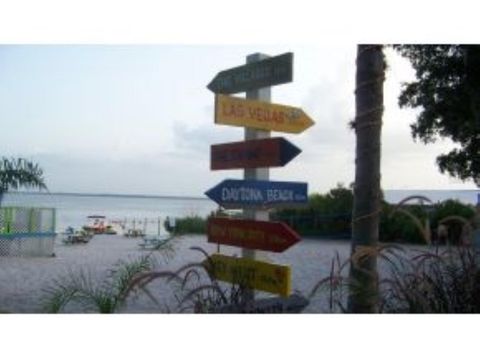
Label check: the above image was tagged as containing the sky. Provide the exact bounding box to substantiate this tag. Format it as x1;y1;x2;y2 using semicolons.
0;44;477;197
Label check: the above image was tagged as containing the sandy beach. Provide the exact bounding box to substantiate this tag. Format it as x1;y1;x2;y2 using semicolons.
0;233;432;313
0;233;358;313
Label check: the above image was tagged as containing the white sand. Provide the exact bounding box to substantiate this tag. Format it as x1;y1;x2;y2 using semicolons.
0;234;426;313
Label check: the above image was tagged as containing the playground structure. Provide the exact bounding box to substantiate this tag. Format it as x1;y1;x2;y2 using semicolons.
0;206;56;257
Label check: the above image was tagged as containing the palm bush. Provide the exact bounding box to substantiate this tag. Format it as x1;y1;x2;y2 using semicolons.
0;157;47;205
43;255;155;313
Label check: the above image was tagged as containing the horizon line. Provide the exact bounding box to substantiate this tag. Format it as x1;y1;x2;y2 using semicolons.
7;190;209;200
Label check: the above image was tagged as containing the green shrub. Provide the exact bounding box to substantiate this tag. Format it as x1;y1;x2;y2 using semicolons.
272;183;353;238
167;216;206;235
380;203;429;244
430;200;475;244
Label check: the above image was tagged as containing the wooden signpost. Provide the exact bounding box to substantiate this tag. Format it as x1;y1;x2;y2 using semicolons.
205;179;308;209
211;137;301;170
207;52;293;94
203;253;291;297
205;52;315;306
215;94;314;134
207;217;300;252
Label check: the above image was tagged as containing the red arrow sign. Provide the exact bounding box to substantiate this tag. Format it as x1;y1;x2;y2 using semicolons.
210;137;301;170
207;217;301;252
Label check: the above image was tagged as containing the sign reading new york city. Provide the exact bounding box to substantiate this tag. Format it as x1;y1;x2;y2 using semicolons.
203;253;291;297
215;94;314;134
207;52;293;94
207;217;300;252
211;137;301;170
205;179;308;209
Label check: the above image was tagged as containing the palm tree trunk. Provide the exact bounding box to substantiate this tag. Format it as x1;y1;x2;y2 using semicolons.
347;45;385;313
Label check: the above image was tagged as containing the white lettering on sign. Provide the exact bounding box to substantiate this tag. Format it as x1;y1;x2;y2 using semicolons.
266;189;294;202
221;187;264;202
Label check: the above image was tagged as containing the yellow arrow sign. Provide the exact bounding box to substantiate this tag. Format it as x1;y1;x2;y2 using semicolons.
203;253;291;297
215;94;315;134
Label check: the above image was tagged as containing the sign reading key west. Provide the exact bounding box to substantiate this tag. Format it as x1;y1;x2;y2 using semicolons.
211;137;301;170
203;253;291;296
205;179;308;209
215;94;314;134
207;52;293;94
207;217;300;252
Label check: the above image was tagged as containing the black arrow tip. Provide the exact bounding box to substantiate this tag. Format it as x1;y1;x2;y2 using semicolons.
280;138;302;166
207;74;219;93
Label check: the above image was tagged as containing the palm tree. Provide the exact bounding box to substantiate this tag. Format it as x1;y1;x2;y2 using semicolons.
42;255;154;313
0;157;47;206
347;45;386;313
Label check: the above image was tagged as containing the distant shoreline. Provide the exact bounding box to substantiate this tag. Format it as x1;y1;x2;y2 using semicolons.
6;191;209;201
5;188;478;205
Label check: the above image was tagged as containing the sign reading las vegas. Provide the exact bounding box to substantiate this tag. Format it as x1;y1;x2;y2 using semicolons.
215;94;314;134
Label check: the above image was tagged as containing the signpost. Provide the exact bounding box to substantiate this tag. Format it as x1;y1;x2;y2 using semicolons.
205;52;315;307
205;179;308;209
207;52;293;94
241;53;272;303
203;253;291;297
215;94;314;133
207;217;301;252
210;137;301;170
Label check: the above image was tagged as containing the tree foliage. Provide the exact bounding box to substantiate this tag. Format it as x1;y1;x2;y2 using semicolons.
394;45;480;186
0;157;47;193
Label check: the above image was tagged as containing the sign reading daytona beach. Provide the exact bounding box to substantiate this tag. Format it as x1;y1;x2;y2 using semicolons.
204;179;308;209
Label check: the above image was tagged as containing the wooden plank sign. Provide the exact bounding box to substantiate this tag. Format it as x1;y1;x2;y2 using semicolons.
215;94;314;134
210;137;301;170
203;253;291;296
205;179;308;209
207;217;301;252
207;52;293;94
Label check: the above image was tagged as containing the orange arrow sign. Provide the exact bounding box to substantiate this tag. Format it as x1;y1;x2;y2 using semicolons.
215;94;315;134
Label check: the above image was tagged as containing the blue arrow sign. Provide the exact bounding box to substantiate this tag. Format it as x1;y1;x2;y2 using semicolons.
205;179;308;209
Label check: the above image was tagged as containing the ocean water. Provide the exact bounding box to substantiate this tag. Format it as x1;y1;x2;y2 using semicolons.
1;193;218;233
1;189;478;233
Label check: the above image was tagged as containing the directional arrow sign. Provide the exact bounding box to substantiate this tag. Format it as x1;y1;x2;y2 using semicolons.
207;217;301;252
203;253;291;296
205;179;308;209
207;52;293;94
211;137;301;170
215;94;314;134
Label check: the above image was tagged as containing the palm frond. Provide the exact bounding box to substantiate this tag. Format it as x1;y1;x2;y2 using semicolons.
0;157;47;192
